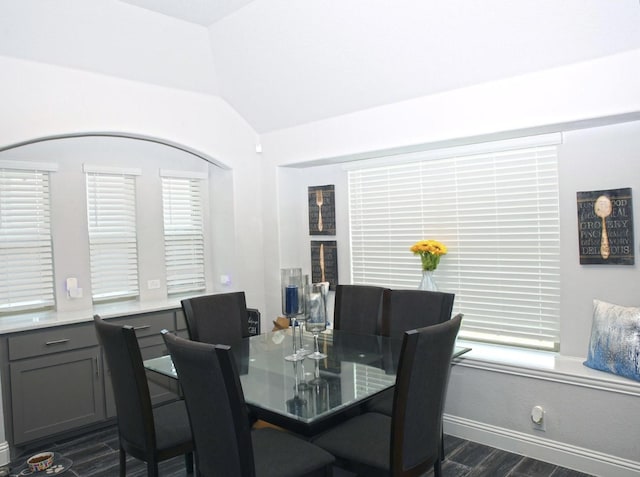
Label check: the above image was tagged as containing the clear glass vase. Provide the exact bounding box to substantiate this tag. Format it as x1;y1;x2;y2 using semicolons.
418;270;438;291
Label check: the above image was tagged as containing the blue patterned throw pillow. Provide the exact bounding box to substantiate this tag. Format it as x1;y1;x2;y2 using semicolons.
584;299;640;381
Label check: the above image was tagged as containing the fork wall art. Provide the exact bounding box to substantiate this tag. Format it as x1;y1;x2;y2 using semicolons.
308;185;336;235
576;187;634;265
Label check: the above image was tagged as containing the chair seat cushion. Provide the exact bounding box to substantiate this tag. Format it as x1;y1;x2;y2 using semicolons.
152;400;193;452
313;412;391;471
252;427;334;477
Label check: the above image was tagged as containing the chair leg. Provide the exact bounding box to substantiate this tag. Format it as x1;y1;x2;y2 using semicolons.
441;428;445;461
185;452;194;474
434;456;442;477
119;448;126;477
147;460;159;477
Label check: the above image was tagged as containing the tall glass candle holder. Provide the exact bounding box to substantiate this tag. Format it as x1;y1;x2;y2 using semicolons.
305;282;327;360
281;268;304;361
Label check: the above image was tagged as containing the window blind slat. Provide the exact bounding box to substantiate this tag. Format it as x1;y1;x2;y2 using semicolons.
348;144;560;351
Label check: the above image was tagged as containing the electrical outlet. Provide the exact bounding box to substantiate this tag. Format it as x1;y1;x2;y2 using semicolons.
531;405;546;431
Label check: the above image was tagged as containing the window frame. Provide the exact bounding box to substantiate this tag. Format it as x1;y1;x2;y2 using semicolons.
84;165;141;303
160;169;207;296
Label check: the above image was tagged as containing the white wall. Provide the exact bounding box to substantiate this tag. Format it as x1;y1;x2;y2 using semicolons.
558;122;640;357
260;48;640;166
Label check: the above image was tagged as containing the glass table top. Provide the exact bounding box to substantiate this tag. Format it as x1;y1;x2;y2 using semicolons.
144;329;470;434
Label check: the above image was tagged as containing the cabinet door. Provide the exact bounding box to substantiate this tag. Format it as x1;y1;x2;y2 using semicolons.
10;347;104;445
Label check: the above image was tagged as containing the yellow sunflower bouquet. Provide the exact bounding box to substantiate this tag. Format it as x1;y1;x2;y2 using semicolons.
410;239;447;271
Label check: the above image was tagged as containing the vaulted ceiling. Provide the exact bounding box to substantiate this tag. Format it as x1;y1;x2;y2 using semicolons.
2;0;640;133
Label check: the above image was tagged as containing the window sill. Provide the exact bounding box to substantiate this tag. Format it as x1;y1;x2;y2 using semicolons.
455;339;640;397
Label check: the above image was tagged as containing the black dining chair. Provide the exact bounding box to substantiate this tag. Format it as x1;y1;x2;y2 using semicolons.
161;330;335;477
381;289;455;338
181;291;251;346
333;284;389;335
368;290;456;415
93;315;194;477
312;314;462;477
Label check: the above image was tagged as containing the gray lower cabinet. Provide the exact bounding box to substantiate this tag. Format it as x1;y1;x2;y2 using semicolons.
6;321;104;445
1;309;181;447
10;347;104;445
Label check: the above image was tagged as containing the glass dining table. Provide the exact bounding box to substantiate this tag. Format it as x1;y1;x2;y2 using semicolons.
144;328;471;436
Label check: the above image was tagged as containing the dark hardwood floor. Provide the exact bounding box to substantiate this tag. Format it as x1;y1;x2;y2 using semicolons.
9;424;595;477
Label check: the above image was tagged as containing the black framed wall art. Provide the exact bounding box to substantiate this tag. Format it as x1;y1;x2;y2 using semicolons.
308;185;336;235
311;240;338;290
577;187;634;265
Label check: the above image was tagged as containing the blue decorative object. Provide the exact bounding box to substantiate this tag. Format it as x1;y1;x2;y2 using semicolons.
584;299;640;381
285;285;299;316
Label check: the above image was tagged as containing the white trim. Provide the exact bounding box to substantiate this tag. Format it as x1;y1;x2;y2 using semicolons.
159;169;208;180
0;160;58;172
343;132;562;170
0;440;8;471
83;164;142;176
454;340;640;398
444;415;640;477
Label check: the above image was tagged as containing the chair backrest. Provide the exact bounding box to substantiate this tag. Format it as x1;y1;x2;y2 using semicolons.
333;284;388;335
162;331;254;477
181;292;250;345
93;315;155;452
390;314;462;476
381;289;455;338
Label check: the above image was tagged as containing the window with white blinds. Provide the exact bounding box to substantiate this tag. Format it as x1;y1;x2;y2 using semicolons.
85;166;140;302
348;137;561;351
0;163;56;313
161;171;206;295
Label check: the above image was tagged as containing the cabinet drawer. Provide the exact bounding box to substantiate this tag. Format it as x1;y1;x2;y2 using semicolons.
9;323;99;361
108;311;174;338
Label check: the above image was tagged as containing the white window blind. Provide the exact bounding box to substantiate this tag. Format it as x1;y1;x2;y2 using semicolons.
0;166;55;313
161;174;206;295
85;168;140;302
348;142;561;351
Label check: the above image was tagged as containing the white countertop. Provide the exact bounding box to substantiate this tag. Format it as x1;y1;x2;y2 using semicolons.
0;298;185;334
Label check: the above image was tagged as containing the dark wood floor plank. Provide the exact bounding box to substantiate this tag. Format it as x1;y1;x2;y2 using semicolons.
8;424;598;477
549;467;595;477
466;449;524;477
448;440;497;468
510;457;558;476
443;433;468;456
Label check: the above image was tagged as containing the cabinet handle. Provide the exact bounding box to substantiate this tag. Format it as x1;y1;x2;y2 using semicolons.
45;339;70;346
133;325;151;331
95;356;100;377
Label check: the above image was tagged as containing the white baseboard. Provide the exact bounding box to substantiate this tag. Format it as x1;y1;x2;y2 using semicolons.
444;414;640;477
0;440;9;469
